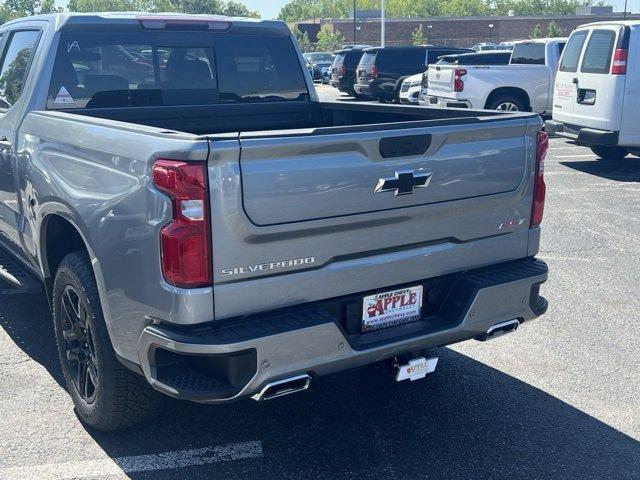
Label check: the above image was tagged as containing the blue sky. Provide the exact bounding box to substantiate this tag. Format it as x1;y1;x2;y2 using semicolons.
241;0;287;19
53;1;637;19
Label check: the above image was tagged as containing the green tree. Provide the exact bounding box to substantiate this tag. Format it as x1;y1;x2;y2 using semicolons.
68;0;259;16
439;0;488;16
223;1;259;16
278;0;598;23
292;25;313;52
412;24;426;46
69;0;166;12
1;0;60;23
529;23;542;39
316;24;344;52
547;20;564;37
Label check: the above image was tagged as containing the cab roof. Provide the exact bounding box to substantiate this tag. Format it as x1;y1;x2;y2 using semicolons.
578;20;640;28
1;12;285;32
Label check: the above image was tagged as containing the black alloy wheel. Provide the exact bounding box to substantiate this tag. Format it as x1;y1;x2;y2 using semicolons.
60;284;99;403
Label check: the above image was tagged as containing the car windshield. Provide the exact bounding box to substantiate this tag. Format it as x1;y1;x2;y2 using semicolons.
47;30;310;109
305;53;334;63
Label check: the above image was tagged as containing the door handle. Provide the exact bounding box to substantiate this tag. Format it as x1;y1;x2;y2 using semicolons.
0;136;12;151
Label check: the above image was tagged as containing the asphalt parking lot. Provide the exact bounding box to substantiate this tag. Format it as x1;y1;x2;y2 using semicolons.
0;84;638;480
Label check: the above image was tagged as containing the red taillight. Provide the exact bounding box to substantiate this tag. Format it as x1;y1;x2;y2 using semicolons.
338;64;346;76
152;160;212;288
370;64;378;79
531;131;548;228
612;48;627;75
454;68;466;92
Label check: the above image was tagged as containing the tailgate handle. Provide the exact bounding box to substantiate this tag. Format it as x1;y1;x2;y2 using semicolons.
379;134;432;158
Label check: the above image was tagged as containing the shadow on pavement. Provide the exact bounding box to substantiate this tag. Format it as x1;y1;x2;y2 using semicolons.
1;290;638;479
560;156;640;182
0;291;64;387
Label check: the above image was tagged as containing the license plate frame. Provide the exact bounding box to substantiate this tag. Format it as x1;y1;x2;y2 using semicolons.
361;285;423;333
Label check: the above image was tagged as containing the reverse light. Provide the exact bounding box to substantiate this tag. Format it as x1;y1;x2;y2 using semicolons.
454;68;466;92
152;160;212;288
612;48;627;75
531;131;548;228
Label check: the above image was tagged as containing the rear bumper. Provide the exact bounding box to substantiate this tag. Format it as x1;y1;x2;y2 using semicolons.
353;83;374;98
545;120;619;146
426;95;472;109
137;259;548;403
331;77;353;92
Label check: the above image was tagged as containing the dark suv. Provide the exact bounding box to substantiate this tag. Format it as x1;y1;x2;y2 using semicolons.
355;45;472;102
330;48;367;98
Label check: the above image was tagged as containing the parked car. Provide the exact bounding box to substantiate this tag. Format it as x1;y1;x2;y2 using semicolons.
303;52;335;83
419;51;512;105
472;43;498;51
426;38;567;112
546;21;640;160
498;41;517;51
330;47;367;98
398;73;424;104
0;13;548;432
355;45;472;102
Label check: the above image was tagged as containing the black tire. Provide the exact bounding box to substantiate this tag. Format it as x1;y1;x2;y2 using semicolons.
486;95;525;112
53;251;160;431
590;145;629;160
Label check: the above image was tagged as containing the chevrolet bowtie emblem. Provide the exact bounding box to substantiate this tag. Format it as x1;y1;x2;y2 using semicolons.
374;169;433;196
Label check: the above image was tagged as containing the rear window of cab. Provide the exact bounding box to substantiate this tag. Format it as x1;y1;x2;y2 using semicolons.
46;30;309;109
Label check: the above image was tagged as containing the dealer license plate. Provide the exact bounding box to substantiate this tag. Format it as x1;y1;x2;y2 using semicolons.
362;286;423;332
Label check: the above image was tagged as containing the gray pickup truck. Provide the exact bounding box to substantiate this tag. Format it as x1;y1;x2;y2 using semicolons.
0;13;548;431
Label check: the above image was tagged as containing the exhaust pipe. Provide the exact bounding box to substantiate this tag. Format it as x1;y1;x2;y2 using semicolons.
251;374;311;402
476;319;520;342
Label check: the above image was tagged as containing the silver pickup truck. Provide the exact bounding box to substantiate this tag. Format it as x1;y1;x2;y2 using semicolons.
0;13;548;431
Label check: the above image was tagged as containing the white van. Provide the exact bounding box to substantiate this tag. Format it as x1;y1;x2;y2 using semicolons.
546;21;640;159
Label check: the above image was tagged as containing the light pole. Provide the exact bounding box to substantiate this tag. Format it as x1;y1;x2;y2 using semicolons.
381;0;386;47
488;23;494;43
427;24;432;45
353;0;357;43
624;0;628;19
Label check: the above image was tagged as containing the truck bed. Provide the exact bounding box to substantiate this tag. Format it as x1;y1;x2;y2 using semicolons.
64;101;523;135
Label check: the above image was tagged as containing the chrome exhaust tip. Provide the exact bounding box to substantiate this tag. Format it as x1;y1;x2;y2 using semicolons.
251;374;311;402
476;319;520;342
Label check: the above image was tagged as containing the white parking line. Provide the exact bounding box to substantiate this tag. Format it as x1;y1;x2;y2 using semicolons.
553;154;597;158
548;146;583;151
0;441;263;480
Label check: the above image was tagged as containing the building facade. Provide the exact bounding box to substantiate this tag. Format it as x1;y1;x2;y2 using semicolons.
297;13;640;48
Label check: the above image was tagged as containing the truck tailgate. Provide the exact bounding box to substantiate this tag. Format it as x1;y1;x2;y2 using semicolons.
427;65;457;94
239;124;526;225
207;115;542;319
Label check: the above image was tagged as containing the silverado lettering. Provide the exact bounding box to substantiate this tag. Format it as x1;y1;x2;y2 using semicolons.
221;257;316;276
